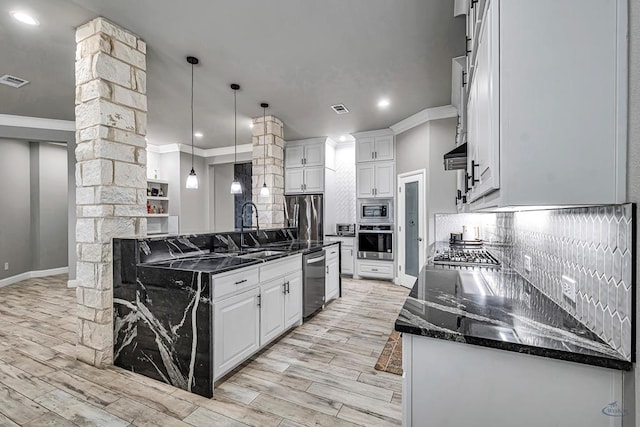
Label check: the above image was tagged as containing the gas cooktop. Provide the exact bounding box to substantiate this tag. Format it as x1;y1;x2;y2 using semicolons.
433;249;501;269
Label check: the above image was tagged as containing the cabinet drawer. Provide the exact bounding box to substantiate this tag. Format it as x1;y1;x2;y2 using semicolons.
212;266;260;300
357;261;394;279
326;245;339;261
260;254;302;283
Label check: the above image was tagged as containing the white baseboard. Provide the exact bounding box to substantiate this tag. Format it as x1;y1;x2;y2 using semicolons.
0;267;69;288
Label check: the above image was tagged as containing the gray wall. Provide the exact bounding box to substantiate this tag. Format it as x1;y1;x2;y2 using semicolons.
0;139;33;280
0;139;68;281
396;118;457;246
628;0;639;423
212;163;236;232
179;152;209;233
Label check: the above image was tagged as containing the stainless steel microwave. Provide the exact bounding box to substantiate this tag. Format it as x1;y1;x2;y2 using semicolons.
357;199;393;223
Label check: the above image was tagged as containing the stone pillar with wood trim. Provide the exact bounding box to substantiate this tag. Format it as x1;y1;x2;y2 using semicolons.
252;115;285;228
74;17;147;367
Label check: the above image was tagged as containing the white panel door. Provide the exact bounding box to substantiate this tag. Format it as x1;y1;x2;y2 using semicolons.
356;137;376;163
303;167;325;193
284;272;303;329
304;144;324;167
356;164;375;197
285;145;305;168
259;279;285;346
374;161;395;198
214;287;260;378
285;168;304;194
373;135;394;161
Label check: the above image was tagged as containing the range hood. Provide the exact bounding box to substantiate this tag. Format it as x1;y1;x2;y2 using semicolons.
443;143;467;171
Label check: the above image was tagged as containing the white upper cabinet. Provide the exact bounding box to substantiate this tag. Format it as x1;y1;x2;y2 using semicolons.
356;161;394;198
465;0;626;209
354;131;395;163
285;138;325;168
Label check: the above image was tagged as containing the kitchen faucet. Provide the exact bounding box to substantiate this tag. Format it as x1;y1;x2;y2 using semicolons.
240;201;259;252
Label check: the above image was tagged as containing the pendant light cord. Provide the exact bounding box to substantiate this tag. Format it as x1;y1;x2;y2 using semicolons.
263;106;266;176
234;89;237;166
191;62;194;169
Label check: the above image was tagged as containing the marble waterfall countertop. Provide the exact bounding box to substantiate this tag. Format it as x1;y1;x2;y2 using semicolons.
395;266;631;370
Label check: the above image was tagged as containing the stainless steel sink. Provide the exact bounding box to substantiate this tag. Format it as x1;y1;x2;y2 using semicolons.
238;250;286;259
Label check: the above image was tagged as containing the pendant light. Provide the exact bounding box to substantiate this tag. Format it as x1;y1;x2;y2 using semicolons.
185;56;199;189
230;83;242;194
259;103;270;198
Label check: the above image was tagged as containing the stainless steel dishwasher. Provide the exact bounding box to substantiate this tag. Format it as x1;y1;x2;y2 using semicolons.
302;250;326;318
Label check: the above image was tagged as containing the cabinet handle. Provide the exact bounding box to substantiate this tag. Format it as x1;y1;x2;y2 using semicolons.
283;283;288;294
462;71;467;87
465;173;471;193
471;0;477;8
235;279;247;285
466;37;471;55
462;195;467;203
257;295;261;307
326;266;329;274
457;189;462;200
374;151;377;159
286;282;290;294
471;160;479;185
372;268;379;272
350;249;353;256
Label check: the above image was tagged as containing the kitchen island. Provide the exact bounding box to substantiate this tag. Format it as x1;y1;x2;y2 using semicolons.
113;228;340;398
396;266;631;427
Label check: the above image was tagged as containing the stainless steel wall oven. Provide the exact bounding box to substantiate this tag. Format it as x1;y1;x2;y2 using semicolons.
357;224;393;260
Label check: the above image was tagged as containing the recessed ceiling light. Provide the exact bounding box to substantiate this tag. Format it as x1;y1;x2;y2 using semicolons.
339;135;347;142
194;132;203;138
377;99;390;108
249;122;254;128
10;11;39;26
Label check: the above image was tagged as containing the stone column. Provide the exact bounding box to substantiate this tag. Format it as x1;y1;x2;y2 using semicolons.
252;115;285;228
74;17;147;367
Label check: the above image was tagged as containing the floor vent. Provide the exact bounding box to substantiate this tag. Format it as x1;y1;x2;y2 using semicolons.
0;74;29;88
331;104;350;114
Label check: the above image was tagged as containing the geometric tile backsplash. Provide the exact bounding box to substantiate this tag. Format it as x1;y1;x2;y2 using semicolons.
434;203;634;361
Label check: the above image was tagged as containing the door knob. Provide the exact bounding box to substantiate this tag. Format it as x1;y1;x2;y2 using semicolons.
418;237;423;242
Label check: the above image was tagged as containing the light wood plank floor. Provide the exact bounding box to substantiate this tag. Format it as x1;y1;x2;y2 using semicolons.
0;274;409;426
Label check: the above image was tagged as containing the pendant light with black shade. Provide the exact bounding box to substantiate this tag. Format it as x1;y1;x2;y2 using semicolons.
230;84;242;194
185;56;199;189
259;103;270;198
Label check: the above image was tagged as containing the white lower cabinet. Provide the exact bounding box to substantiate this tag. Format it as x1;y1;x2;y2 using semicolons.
259;278;286;346
213;287;260;379
356;259;394;280
325;246;340;302
403;334;624;427
325;236;354;275
213;255;303;384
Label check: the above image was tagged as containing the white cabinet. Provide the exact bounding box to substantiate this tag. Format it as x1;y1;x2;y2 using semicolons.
285;166;324;194
355;134;394;163
284;272;302;329
403;333;623;427
325;246;340;302
463;0;626;209
325;237;354;275
355;259;394;280
285;138;335;195
259;278;286;346
285;141;324;168
213;287;260;379
356;161;394;198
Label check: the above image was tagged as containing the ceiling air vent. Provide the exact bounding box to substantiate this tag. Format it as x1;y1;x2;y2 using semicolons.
331;104;350;114
0;74;29;88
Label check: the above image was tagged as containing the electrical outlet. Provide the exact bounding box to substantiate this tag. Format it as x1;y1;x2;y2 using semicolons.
524;255;532;272
562;275;576;303
3;262;8;271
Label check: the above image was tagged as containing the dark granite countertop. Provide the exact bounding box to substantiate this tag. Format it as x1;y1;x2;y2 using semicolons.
395;266;631;370
140;240;339;274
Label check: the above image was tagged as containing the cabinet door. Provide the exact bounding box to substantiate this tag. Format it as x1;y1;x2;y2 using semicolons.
374;161;395;198
285;168;304;194
284;272;303;329
285;145;305;168
356;137;376;163
325;252;340;302
214;287;260;379
259;279;285;346
373;135;394;161
470;0;500;200
304;144;325;167
340;245;353;275
356;164;375;197
304;167;325;193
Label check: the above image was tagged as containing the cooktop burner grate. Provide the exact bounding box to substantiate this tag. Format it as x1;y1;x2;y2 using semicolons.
433;249;501;269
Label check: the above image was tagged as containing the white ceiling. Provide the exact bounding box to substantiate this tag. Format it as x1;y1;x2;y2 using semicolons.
0;0;465;148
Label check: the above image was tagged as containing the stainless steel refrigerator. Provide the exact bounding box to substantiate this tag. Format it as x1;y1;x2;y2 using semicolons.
284;194;323;241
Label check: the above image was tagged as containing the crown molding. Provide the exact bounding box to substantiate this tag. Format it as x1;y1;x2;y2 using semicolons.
0;114;75;132
146;143;252;158
351;128;394;139
390;105;458;135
